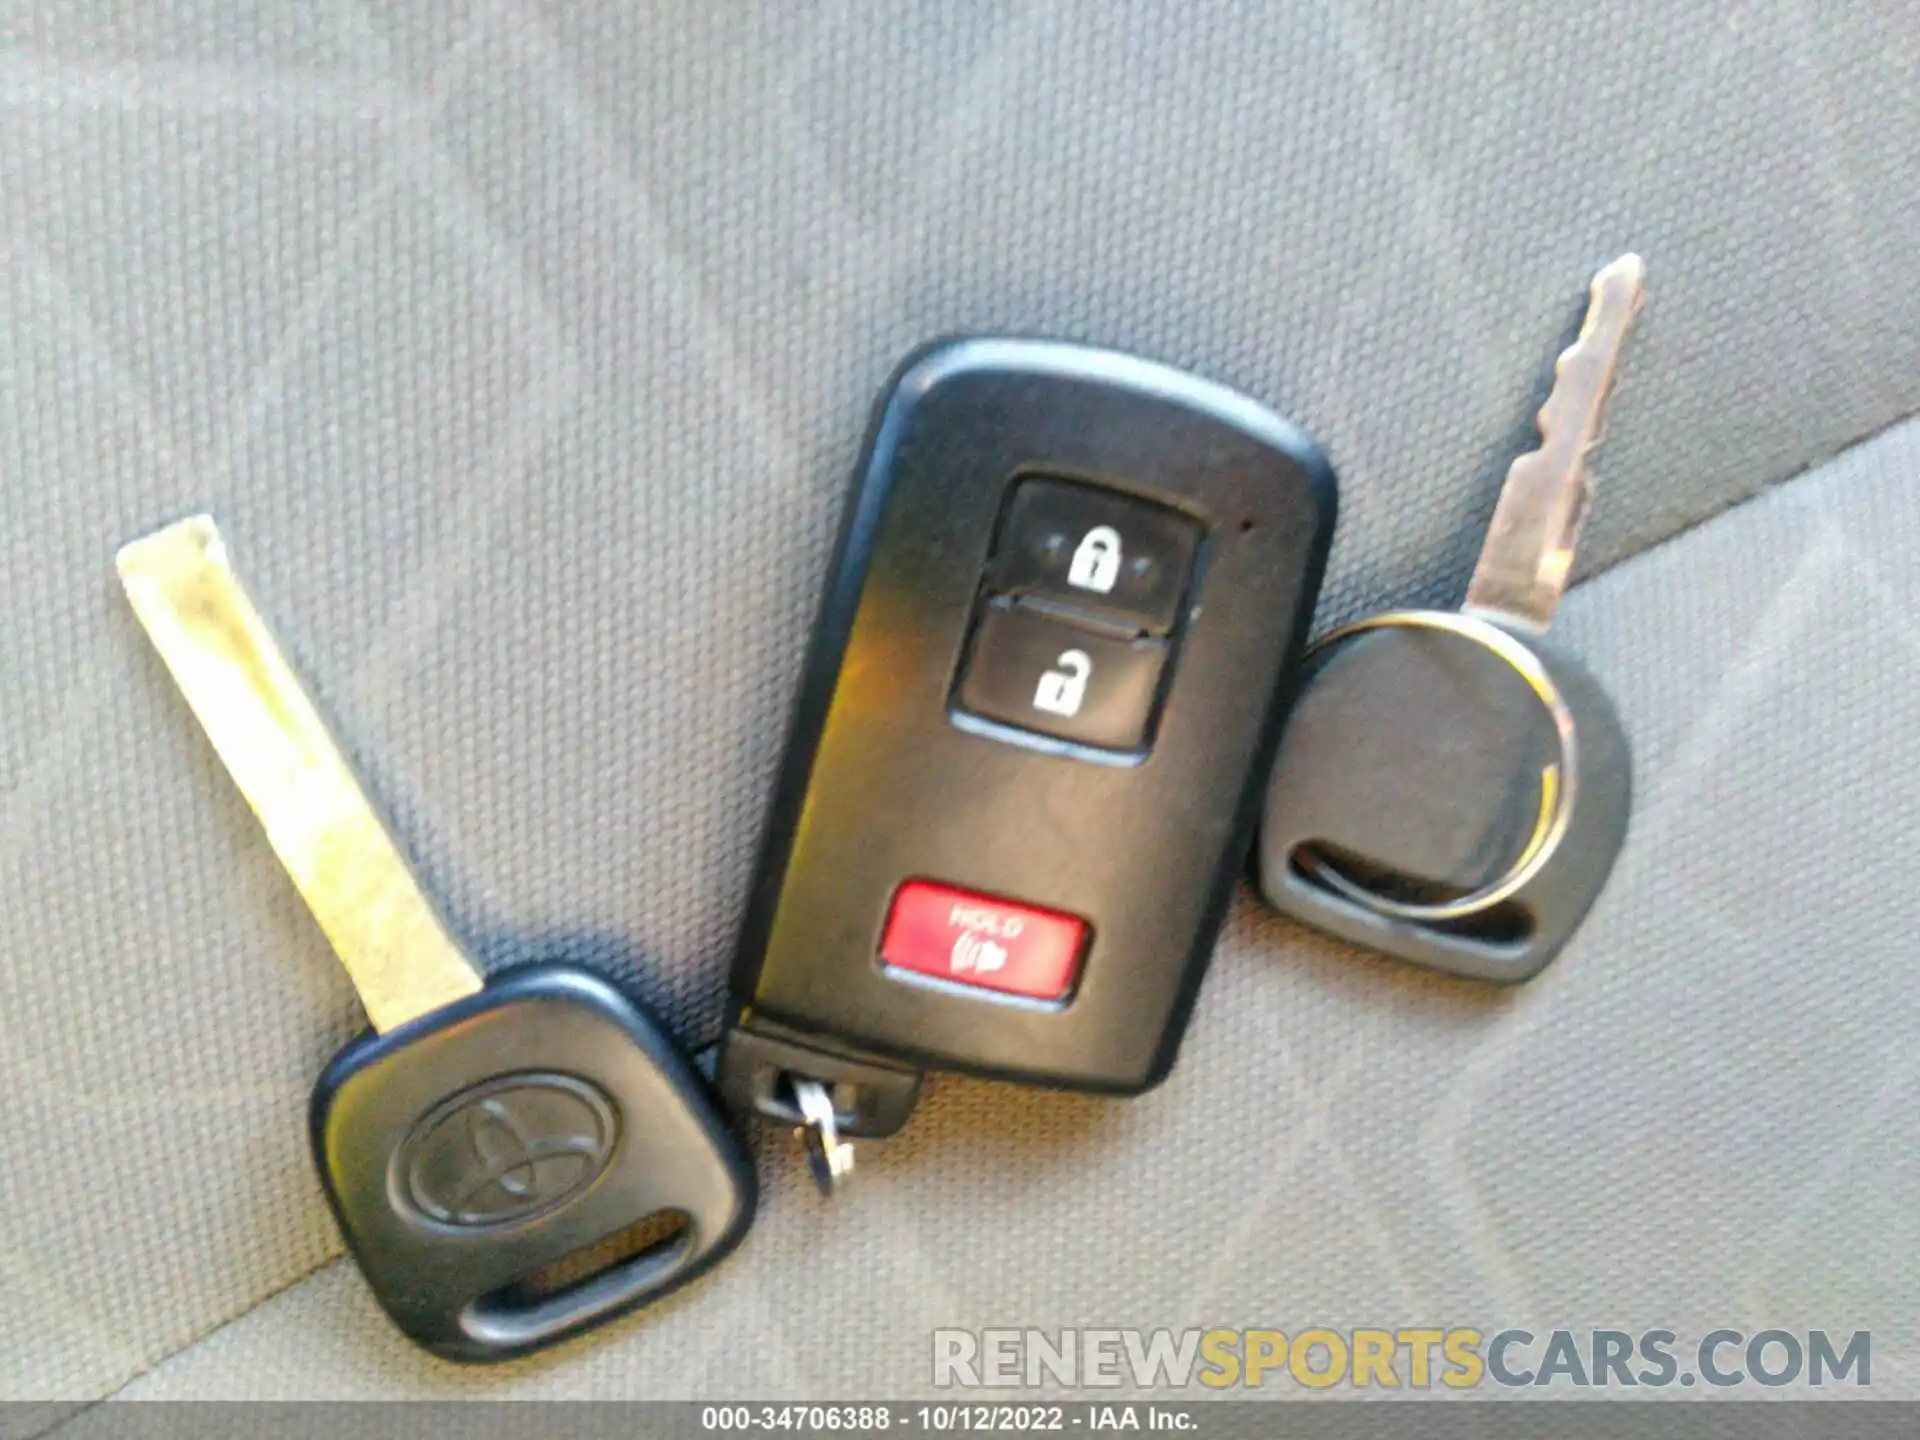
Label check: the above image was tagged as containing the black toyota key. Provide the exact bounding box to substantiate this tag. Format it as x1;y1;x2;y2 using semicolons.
717;338;1337;1185
118;517;755;1362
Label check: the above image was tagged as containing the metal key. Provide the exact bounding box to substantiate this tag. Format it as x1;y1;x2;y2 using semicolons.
118;517;755;1360
1463;253;1645;632
1257;256;1644;981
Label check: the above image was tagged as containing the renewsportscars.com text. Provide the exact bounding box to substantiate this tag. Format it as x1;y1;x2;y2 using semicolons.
932;1327;1871;1391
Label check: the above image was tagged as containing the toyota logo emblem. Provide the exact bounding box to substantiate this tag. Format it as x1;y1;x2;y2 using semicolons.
397;1073;619;1229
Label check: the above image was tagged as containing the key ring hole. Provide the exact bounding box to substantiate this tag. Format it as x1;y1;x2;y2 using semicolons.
772;1071;860;1130
1286;841;1535;946
789;1075;855;1196
491;1207;694;1306
464;1208;699;1349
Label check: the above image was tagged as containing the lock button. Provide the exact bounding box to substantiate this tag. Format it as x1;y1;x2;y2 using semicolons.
989;479;1201;635
956;602;1169;750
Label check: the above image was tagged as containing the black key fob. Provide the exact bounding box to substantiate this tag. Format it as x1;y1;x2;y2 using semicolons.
720;338;1336;1141
314;966;756;1362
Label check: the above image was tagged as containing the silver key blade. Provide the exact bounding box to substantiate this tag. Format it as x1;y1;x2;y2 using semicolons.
117;516;484;1032
1463;253;1647;632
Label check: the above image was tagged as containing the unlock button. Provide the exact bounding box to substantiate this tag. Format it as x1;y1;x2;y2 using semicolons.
957;603;1169;750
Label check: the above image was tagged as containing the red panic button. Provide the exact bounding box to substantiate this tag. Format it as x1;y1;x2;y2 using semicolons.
879;881;1088;1002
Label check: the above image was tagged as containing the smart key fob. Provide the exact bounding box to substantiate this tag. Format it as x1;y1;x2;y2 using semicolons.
718;339;1336;1152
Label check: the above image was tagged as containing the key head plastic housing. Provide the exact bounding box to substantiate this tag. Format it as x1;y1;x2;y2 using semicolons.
726;337;1337;1098
1258;623;1631;981
311;965;755;1362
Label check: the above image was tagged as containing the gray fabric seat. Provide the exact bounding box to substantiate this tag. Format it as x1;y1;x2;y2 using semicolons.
103;418;1920;1401
1;0;1916;1408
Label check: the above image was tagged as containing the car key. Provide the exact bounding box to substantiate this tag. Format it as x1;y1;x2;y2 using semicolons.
117;517;754;1361
718;338;1338;1186
1258;255;1645;981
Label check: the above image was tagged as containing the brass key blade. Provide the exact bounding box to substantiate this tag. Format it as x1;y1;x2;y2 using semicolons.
1463;253;1647;632
117;516;483;1032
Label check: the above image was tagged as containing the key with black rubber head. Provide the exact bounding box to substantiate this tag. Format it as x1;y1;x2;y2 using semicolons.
117;517;754;1362
1259;256;1645;981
